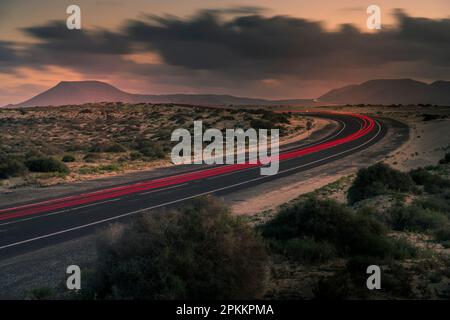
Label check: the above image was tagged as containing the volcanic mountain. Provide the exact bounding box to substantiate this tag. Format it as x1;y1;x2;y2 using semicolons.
6;79;450;108
7;81;311;108
318;79;450;105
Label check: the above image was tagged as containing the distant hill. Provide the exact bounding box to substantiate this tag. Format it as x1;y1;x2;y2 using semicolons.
318;79;450;105
6;79;450;108
6;81;312;108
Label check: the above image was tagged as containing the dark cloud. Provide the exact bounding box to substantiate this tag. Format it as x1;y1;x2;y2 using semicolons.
0;41;20;72
1;8;449;97
23;21;131;55
122;9;450;79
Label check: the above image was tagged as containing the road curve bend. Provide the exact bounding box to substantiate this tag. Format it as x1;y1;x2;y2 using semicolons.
0;112;385;259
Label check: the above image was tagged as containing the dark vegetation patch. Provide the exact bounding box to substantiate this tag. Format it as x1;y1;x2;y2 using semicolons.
347;158;450;247
61;154;76;163
0;103;303;183
24;157;69;174
347;163;416;204
0;156;26;179
78;197;267;300
260;197;416;263
422;114;448;121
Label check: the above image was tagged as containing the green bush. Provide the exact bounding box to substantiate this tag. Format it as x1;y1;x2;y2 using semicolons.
348;163;415;204
250;119;273;130
62;154;76;163
134;139;166;160
90;142;126;153
261;197;403;259
83;196;267;299
83;153;102;163
314;256;415;299
78;166;99;175
261;111;289;124
25;157;69;174
435;226;450;242
410;168;450;194
129;151;143;161
140;146;165;160
269;237;336;264
413;195;450;217
0;157;26;179
383;205;448;232
98;164;121;172
104;143;127;153
439;152;450;164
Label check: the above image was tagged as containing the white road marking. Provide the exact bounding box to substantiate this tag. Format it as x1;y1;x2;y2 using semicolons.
0;120;382;251
0;198;123;227
0;116;347;226
139;183;189;195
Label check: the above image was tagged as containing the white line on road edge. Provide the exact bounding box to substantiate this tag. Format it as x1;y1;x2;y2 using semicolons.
0;198;123;227
0;117;348;227
0;120;381;251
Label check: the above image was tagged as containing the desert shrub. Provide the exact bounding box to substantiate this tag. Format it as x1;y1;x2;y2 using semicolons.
140;146;165;160
348;163;415;204
413;195;450;217
78;166;99;175
422;114;441;121
62;154;76;163
261;197;404;259
0;156;26;179
65;143;86;152
83;196;267;300
83;153;102;163
409;168;432;185
389;237;418;259
98;164;121;172
269;237;336;264
383;205;448;232
410;168;450;194
104;143;127;153
261;111;289;124
134;139;166;160
25;157;69;174
152;130;172;142
250;119;273;130
435;226;450;242
313;256;415;299
25;149;43;159
90;142;126;153
129;151;143;161
439;152;450;164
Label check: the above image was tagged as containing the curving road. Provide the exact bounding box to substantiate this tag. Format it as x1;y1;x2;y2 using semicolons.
0;112;386;260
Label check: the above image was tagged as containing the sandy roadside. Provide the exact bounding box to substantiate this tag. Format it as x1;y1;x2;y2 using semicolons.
229;106;449;216
228;116;410;216
385;118;450;170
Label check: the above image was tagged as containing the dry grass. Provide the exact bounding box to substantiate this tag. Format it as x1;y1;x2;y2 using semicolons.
0;103;311;188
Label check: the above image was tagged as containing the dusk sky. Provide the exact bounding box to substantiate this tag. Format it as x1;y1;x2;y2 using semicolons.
1;0;450;105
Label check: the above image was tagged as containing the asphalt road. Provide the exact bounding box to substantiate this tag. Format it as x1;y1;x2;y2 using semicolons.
0;112;386;260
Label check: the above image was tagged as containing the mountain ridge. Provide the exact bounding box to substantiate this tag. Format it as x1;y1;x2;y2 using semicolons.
318;79;450;105
7;80;312;108
5;78;450;108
